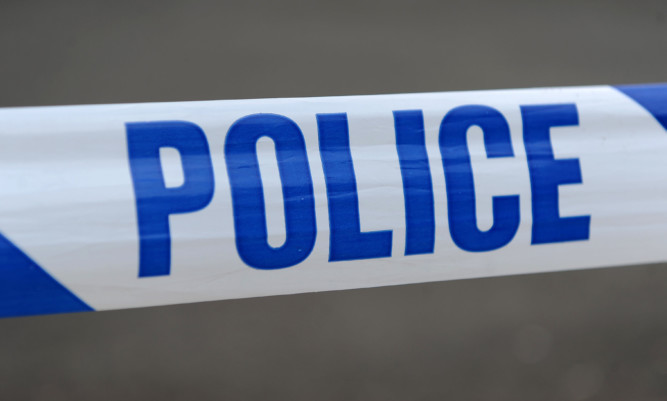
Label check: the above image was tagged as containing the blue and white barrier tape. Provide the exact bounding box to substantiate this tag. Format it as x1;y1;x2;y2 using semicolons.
0;84;665;318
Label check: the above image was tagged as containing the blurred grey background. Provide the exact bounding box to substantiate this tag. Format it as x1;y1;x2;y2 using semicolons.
1;0;667;400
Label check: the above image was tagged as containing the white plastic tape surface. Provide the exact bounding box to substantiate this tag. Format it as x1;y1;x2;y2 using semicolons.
0;84;665;318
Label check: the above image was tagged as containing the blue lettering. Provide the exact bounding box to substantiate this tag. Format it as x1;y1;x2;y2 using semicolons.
225;114;317;269
394;110;435;255
126;121;215;277
440;105;520;252
521;104;590;244
317;113;393;261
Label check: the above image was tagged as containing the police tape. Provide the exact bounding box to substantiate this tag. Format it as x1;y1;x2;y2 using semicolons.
0;84;665;318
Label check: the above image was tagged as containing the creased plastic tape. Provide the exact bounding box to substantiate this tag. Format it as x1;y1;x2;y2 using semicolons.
0;84;664;318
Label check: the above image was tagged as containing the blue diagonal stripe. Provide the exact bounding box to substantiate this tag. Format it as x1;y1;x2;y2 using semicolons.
0;232;93;318
615;83;667;131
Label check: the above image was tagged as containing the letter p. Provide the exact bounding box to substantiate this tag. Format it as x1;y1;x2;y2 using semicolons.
126;121;215;277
